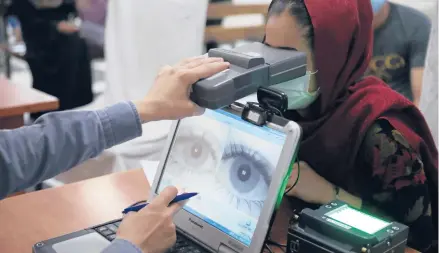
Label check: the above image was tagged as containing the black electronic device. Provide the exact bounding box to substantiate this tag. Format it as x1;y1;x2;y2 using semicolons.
190;42;306;110
240;87;288;126
287;200;409;253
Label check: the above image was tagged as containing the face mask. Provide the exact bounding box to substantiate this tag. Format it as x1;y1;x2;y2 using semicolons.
370;0;387;14
271;71;319;110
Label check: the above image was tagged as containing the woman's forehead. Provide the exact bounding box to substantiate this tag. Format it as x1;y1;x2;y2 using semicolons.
265;11;306;49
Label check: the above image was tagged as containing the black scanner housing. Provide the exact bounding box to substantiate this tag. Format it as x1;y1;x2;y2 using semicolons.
190;42;307;109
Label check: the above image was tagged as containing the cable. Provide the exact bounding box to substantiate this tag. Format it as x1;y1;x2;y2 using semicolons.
266;238;287;253
285;156;300;195
264;243;275;253
265;104;284;117
267;238;287;248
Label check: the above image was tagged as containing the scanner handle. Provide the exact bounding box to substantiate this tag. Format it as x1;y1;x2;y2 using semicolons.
208;48;265;69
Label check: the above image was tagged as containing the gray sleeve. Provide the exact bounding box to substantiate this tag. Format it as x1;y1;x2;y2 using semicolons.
101;239;143;253
408;15;431;68
0;101;142;199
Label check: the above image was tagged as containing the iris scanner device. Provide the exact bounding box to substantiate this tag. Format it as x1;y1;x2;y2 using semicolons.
287;201;409;253
190;42;307;109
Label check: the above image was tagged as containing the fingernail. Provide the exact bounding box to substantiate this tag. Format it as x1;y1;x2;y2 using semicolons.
176;186;185;195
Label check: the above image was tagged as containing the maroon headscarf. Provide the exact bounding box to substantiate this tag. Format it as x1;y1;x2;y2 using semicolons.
291;0;437;229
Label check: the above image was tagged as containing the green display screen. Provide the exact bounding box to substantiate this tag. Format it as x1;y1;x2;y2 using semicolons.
325;205;390;234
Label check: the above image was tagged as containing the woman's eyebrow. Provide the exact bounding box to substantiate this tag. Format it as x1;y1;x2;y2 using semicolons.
262;41;297;51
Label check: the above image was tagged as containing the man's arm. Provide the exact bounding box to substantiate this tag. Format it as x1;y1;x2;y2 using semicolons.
102;239;142;253
419;13;438;148
411;67;424;106
408;16;431;106
0;102;142;199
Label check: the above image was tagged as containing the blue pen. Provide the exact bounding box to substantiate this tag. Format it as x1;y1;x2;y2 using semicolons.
122;192;198;214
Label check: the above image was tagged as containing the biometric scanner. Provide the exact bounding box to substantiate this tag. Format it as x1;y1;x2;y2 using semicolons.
190;42;307;109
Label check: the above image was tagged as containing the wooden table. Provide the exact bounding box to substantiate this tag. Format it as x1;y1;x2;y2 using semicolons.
0;78;59;129
0;169;418;253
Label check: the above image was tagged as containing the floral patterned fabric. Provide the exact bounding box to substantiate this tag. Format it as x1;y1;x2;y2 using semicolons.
359;119;436;252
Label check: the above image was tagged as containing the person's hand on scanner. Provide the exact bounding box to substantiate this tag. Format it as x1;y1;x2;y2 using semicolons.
56;21;79;34
134;56;229;121
117;186;184;253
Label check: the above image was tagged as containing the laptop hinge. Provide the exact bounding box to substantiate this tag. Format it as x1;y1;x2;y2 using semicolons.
218;243;239;253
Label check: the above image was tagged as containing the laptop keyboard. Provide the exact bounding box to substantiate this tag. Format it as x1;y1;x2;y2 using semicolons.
166;235;207;253
94;220;122;242
94;220;208;253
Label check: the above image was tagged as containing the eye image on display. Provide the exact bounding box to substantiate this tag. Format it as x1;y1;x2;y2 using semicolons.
159;114;280;219
216;135;274;218
165;125;222;177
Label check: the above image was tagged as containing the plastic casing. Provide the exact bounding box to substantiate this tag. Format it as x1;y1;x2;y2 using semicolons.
190;42;307;109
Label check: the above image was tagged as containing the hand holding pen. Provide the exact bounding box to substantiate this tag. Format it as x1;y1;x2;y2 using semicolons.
117;186;197;253
122;192;198;214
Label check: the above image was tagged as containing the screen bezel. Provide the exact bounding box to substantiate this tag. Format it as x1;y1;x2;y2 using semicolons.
149;105;301;253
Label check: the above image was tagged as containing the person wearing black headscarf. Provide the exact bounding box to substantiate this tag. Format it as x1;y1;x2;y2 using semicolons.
7;0;93;119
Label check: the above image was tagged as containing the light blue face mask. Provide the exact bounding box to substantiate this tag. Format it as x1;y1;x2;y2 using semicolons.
271;71;319;110
371;0;387;14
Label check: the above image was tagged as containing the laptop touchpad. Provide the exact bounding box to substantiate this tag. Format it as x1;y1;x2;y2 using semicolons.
52;232;110;253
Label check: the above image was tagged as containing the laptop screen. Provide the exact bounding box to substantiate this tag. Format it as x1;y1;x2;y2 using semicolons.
157;109;287;246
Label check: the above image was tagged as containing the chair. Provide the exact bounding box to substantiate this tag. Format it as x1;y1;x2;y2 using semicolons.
205;1;268;44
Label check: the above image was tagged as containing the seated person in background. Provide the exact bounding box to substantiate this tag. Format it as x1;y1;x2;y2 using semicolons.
264;0;437;252
365;0;431;106
7;0;93;119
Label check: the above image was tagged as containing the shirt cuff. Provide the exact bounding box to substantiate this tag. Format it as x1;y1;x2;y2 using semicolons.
101;239;143;253
95;101;143;149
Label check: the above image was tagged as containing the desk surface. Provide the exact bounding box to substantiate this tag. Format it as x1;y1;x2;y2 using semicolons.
0;78;59;117
0;170;147;253
0;169;418;253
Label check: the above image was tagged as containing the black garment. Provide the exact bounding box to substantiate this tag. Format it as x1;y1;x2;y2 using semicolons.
8;0;93;118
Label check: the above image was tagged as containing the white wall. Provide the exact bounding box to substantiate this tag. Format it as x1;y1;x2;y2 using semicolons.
223;0;438;29
390;0;438;20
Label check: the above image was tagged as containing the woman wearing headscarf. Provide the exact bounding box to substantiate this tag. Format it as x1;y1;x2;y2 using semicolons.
7;0;93;119
264;0;438;251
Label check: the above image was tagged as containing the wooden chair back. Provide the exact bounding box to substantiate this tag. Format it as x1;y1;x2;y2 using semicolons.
205;3;268;44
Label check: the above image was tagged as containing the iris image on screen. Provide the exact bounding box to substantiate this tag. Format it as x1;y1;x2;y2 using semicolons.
158;110;284;219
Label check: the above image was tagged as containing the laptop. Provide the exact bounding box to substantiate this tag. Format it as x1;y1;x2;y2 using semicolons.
33;103;301;253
